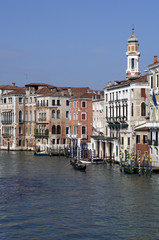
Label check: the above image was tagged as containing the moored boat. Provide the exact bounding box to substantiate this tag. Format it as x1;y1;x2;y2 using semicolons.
70;160;86;171
34;150;49;156
80;157;105;164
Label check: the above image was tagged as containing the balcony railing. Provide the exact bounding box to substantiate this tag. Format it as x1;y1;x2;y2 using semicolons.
2;133;12;138
1;120;13;125
38;118;46;121
81;134;87;139
34;132;49;138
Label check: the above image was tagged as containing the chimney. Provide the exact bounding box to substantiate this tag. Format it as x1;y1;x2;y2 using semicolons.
12;82;15;87
154;56;157;63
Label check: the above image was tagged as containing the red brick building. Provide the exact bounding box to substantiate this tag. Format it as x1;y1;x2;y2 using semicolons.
135;126;149;164
69;90;94;150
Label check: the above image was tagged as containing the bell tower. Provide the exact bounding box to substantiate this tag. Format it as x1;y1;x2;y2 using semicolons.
126;27;140;79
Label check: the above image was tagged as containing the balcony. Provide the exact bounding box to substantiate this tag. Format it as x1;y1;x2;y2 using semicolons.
72;134;77;139
1;120;13;125
81;134;87;139
38;118;46;121
2;133;12;138
34;130;49;139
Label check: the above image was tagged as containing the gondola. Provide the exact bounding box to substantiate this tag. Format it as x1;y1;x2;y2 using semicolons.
34;150;49;156
70;160;86;171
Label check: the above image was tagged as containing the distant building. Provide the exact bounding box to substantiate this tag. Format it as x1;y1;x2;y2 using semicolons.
91;91;105;158
0;86;26;150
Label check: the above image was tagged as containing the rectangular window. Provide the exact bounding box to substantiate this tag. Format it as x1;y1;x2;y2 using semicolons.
8;98;12;104
122;137;124;145
19;97;22;104
19;127;22;134
128;137;130;146
131;58;135;69
82;126;86;134
19;140;22;146
151;76;153;89
81;113;86;120
66;111;69;118
57;139;60;144
63;139;66;144
52;139;55;144
106;106;108;118
52;100;55;105
141;88;145;98
143;135;148;144
66;127;69;134
81;101;86;108
157;75;159;88
57;100;60;106
136;135;140;144
30;111;32;122
106;94;108;102
66;100;69;106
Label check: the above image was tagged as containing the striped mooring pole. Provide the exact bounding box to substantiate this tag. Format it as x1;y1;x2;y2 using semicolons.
138;153;141;176
120;151;122;172
150;156;152;176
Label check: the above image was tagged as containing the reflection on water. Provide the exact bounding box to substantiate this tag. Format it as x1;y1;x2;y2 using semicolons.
0;151;159;239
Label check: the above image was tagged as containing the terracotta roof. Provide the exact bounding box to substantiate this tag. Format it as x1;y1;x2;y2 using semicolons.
0;85;20;90
25;83;56;88
3;88;25;95
105;74;148;89
135;127;149;131
36;87;53;95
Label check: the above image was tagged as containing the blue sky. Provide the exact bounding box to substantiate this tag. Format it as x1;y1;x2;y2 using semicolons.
0;0;158;90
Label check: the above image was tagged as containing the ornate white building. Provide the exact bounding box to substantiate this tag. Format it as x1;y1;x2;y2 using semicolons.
91;28;149;162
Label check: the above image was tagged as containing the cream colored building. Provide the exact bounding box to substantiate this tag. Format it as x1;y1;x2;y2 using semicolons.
91;28;149;162
146;56;159;167
104;76;149;162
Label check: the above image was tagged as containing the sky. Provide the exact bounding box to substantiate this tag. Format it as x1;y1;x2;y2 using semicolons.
0;0;159;90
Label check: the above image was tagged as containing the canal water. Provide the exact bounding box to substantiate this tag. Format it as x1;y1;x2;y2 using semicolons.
0;151;159;240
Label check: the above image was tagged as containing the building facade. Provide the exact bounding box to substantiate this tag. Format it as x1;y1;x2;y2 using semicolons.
146;56;159;167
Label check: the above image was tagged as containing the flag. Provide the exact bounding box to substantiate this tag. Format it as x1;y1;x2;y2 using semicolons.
152;91;157;106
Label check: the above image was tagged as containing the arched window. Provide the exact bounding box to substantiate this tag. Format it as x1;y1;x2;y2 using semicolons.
57;125;61;134
52;110;55;119
52;125;56;134
141;102;146;116
131;58;135;69
57;110;60;119
131;103;134;116
19;111;22;123
26;111;28;121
